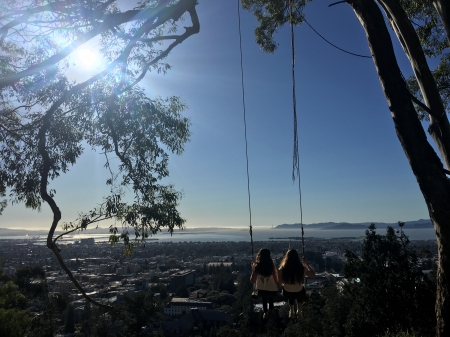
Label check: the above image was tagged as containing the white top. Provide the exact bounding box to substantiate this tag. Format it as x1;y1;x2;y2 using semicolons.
283;282;303;292
256;274;278;291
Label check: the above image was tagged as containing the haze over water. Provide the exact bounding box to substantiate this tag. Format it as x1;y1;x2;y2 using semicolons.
0;227;437;243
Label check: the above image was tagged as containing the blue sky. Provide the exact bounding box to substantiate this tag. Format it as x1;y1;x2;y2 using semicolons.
2;0;432;230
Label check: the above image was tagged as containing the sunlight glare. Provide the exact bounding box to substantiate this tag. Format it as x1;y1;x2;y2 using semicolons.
74;46;98;68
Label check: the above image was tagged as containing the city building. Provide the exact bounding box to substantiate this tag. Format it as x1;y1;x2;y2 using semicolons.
170;269;196;291
164;297;212;316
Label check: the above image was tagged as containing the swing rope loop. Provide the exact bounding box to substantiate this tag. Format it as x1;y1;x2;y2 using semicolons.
289;0;305;255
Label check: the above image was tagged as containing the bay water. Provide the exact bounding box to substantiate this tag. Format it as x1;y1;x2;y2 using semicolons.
0;227;437;243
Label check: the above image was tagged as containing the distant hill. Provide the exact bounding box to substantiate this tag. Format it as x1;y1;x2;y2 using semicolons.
0;228;50;236
0;226;111;237
274;219;433;230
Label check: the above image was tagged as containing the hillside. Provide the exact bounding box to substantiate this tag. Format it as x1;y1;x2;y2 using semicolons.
275;219;433;230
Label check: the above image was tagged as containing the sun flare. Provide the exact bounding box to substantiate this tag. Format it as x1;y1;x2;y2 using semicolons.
75;47;98;68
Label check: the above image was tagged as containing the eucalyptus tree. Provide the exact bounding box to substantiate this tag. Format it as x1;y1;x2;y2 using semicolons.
0;0;199;308
242;0;450;335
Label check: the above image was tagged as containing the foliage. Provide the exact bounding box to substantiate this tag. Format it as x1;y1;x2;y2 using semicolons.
274;225;436;337
0;183;6;215
242;0;449;119
15;266;45;285
175;285;189;297
0;0;199;306
241;0;311;53
394;1;450;119
64;304;76;334
151;282;168;299
216;325;238;337
15;265;46;297
401;0;450;120
231;273;254;335
53;292;71;313
325;256;343;273
208;264;236;294
380;331;421;337
279;290;326;337
80;302;91;337
160;283;168;300
0;308;31;337
206;290;236;307
399;0;447;57
407;53;450;119
0;281;27;310
0;279;30;336
284;321;321;337
27;291;70;336
342;224;436;337
0;0;195;232
321;283;351;337
118;291;161;336
216;325;239;337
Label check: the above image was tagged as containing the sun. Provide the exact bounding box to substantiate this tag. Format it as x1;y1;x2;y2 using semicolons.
74;46;98;68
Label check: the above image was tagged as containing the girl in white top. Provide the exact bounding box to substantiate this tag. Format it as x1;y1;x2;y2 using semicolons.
278;248;316;319
250;248;279;319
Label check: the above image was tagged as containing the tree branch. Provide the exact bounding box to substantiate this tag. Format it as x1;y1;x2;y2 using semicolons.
0;0;195;89
377;0;450;169
53;226;82;244
0;102;40;117
0;15;31;45
118;4;200;93
409;94;440;119
16;0;198;310
49;241;113;309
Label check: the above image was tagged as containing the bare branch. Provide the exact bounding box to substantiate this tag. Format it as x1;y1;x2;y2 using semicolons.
119;4;200;92
410;93;441;119
53;225;82;244
0;102;40;117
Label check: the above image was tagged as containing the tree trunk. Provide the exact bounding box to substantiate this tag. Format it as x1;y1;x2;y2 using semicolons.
433;0;450;46
38;106;113;310
347;0;450;335
377;0;450;170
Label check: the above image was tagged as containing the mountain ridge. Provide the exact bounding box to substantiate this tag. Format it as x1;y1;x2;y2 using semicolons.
275;219;433;230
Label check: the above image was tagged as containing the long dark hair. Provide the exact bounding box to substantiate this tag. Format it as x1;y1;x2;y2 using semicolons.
279;249;304;284
252;248;275;277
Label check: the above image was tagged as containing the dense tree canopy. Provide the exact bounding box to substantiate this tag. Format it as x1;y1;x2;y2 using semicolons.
278;225;435;337
343;224;435;336
0;265;31;337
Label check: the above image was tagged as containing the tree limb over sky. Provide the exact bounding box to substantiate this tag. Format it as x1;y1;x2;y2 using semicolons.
0;0;199;308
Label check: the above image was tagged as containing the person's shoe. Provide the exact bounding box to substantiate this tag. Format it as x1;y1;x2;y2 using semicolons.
297;311;303;320
289;309;294;318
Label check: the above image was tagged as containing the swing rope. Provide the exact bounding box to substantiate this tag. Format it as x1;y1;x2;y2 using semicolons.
237;0;254;260
289;0;305;255
237;0;305;260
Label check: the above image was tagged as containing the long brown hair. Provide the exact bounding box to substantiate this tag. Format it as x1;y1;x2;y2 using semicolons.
252;248;275;277
279;249;304;284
